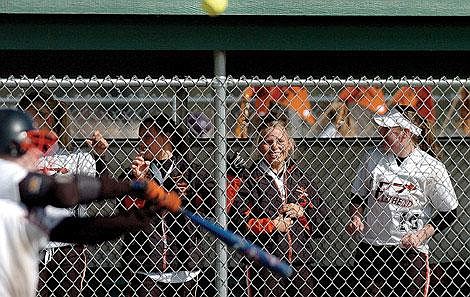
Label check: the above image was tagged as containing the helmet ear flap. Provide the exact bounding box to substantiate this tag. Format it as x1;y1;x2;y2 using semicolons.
16;131;31;156
7;142;21;157
11;131;30;157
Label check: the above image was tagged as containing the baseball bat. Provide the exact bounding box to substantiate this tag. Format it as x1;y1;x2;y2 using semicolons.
144;181;292;277
181;208;293;278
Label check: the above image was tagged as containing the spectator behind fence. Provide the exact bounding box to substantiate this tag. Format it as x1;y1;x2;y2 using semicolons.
315;86;387;138
391;86;436;125
120;114;215;296
18;91;110;296
346;108;458;296
0;108;181;297
458;87;470;135
229;117;330;297
234;86;316;139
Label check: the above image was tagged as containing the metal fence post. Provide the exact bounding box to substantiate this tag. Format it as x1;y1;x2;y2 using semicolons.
213;50;228;297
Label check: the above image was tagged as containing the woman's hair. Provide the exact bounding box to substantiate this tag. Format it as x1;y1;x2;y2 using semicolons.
17;90;71;149
256;116;295;157
140;114;189;159
395;105;442;160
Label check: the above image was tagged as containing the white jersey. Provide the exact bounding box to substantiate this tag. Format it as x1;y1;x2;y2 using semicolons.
0;159;51;297
36;148;96;178
351;147;458;253
36;149;96;249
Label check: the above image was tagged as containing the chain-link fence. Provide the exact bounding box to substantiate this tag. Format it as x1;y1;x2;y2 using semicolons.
1;77;469;296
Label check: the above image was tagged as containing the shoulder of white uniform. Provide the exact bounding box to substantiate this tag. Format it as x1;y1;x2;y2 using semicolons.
72;150;94;159
46;149;96;174
413;148;439;163
55;149;94;162
413;149;446;173
71;148;95;156
0;159;28;179
0;158;23;170
43;149;92;163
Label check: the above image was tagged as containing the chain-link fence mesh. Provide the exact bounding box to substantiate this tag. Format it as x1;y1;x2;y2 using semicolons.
1;77;469;296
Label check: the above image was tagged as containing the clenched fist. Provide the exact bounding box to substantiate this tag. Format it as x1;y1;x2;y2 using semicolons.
401;224;435;249
280;203;304;219
346;215;364;235
272;215;293;233
131;154;150;180
86;130;109;156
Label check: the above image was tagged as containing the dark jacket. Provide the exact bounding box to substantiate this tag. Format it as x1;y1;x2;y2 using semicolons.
229;160;329;265
121;156;215;273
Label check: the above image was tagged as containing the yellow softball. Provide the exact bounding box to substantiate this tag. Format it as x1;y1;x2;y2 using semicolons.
202;0;228;16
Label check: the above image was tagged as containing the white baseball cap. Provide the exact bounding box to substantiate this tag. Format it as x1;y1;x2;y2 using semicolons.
373;109;422;136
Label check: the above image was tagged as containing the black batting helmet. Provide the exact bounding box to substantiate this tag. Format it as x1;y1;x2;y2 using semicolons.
0;109;36;156
0;109;57;157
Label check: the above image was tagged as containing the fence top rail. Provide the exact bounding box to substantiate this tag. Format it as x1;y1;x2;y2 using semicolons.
2;77;470;89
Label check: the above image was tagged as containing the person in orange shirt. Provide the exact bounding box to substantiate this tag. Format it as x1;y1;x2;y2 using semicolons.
392;86;436;124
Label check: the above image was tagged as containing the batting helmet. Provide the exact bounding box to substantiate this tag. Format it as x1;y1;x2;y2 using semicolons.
0;109;58;157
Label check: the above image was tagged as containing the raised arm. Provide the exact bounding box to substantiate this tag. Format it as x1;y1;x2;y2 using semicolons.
49;207;156;244
18;172;180;212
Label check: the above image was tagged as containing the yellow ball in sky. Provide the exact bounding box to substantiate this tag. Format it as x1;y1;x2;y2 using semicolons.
202;0;228;16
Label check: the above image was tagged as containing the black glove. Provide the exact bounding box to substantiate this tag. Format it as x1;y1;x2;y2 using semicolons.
227;152;246;177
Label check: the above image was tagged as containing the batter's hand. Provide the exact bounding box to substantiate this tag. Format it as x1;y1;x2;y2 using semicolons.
346;215;364;235
131;154;150;180
144;180;181;213
272;215;293;233
280;203;304;219
86;130;109;156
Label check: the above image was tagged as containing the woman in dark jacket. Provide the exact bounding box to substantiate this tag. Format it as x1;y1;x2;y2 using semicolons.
121;114;215;296
230;118;329;297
